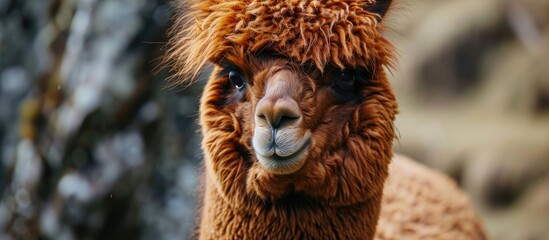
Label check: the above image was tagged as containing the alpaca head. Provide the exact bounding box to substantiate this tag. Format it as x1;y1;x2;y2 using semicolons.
168;0;397;206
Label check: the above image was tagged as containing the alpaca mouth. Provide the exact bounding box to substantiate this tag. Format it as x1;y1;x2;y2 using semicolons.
255;139;311;175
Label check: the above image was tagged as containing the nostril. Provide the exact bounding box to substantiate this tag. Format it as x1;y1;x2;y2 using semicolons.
275;115;300;128
256;97;302;129
256;111;301;129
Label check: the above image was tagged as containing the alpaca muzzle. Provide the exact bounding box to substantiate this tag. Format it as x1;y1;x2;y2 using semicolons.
252;70;312;175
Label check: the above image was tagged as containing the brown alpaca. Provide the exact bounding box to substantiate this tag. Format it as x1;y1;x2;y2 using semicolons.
166;0;487;239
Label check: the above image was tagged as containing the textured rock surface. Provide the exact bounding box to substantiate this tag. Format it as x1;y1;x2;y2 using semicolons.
0;0;202;239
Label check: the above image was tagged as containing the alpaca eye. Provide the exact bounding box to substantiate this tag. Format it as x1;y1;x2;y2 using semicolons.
330;68;359;103
334;69;355;92
228;70;246;90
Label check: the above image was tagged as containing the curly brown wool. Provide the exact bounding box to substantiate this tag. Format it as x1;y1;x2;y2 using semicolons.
166;0;487;239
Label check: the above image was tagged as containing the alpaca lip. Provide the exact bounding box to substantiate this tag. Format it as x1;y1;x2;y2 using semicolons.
270;140;310;161
255;139;311;175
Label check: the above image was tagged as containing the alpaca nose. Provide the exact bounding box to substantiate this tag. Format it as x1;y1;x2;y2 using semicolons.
255;96;301;129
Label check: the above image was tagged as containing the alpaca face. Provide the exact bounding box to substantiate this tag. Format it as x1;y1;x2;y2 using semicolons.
170;0;397;204
200;53;397;202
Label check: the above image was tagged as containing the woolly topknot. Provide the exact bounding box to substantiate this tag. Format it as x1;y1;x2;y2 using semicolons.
166;0;395;85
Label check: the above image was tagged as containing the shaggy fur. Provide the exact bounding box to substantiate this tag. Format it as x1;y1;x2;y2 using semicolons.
195;52;396;239
166;0;486;239
376;155;487;239
166;0;395;82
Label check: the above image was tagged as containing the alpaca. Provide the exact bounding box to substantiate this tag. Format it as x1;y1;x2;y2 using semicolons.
166;0;487;239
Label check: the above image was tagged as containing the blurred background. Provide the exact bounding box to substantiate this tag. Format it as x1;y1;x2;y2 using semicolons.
0;0;547;239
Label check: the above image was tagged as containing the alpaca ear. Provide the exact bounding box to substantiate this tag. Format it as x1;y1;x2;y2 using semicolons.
365;0;393;21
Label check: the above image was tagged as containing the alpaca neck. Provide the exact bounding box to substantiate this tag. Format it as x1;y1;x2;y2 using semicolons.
198;174;382;239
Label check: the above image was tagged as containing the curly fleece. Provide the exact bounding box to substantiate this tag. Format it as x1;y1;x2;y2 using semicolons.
166;0;394;82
